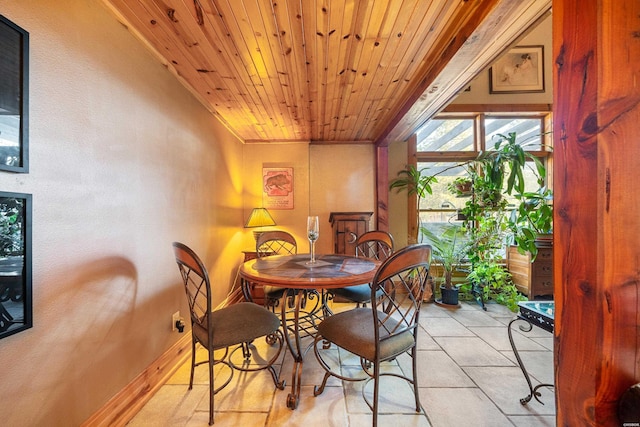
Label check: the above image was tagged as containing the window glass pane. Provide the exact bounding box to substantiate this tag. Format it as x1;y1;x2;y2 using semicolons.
418;212;466;246
417;162;468;210
416;159;544;257
417;162;468;246
485;117;543;150
414;113;550;259
0;116;20;167
417;160;545;209
416;119;475;151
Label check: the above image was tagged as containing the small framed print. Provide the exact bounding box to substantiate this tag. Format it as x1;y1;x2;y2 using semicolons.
489;45;545;94
263;167;294;210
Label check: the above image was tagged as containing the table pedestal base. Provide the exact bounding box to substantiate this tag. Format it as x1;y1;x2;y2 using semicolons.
280;289;329;409
239;253;380;410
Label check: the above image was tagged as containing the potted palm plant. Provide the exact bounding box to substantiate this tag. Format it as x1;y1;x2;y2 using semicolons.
421;225;468;306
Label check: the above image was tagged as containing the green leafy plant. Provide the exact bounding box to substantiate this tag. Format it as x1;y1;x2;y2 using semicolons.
392;132;551;310
0;199;23;256
477;132;553;258
463;209;508;265
508;185;553;255
389;165;436;200
477;131;537;194
446;176;473;197
389;165;437;243
465;260;525;312
458;204;516;309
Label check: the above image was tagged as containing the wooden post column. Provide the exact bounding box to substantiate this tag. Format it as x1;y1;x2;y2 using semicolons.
554;0;640;425
375;145;389;232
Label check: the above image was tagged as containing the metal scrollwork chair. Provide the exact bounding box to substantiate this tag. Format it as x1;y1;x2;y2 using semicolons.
329;231;394;308
313;243;432;427
254;230;298;310
251;230;328;339
172;242;285;426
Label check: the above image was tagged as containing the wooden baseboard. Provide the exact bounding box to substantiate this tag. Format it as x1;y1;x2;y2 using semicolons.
81;334;191;427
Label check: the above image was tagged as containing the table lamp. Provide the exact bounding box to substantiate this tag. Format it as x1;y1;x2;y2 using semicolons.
245;207;276;241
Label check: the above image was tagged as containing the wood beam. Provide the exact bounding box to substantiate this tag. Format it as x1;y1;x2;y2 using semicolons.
554;0;640;425
376;146;389;232
442;104;552;113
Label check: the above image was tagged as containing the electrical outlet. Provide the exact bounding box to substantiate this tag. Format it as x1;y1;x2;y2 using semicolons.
172;311;180;331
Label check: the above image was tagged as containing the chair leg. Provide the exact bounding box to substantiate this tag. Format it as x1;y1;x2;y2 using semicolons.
208;351;214;426
189;338;196;389
241;341;251;359
267;330;287;390
313;371;332;396
266;365;286;390
373;362;380;427
321;290;334;317
412;347;421;412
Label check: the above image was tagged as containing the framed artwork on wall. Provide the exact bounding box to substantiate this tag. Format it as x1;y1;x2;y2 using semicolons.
489;45;545;94
0;191;32;339
263;167;294;210
0;15;29;173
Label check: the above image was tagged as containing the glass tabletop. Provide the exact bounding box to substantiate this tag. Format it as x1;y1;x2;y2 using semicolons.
517;301;554;332
240;253;380;288
518;301;555;319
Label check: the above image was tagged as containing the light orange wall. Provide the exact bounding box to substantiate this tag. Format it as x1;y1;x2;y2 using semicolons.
242;144;376;255
388;140;409;248
310;144;376;254
242;143;310;249
0;1;245;425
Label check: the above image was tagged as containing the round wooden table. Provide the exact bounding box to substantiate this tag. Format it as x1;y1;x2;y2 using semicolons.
239;253;380;409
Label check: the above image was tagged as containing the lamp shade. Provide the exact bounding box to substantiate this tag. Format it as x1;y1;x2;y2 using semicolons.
245;208;276;228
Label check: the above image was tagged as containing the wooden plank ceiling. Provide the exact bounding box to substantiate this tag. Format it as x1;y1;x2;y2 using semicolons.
102;0;551;145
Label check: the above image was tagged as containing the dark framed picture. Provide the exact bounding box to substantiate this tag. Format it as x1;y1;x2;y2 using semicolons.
0;15;29;173
489;45;545;94
0;191;32;339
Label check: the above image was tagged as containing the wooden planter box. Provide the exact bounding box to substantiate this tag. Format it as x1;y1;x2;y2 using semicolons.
506;245;553;298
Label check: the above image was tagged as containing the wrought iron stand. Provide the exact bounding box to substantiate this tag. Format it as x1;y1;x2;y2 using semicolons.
507;301;555;405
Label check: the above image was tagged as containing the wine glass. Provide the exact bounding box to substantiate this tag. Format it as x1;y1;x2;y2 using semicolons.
306;216;319;264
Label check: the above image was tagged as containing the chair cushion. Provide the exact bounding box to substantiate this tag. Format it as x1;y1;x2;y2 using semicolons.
331;284;380;303
193;302;281;350
317;308;415;362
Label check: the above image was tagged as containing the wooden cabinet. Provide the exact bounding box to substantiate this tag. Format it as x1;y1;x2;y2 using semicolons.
507;245;553;298
329;212;373;255
242;250;259;262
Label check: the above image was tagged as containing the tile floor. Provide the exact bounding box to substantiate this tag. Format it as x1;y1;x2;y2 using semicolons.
127;301;555;427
